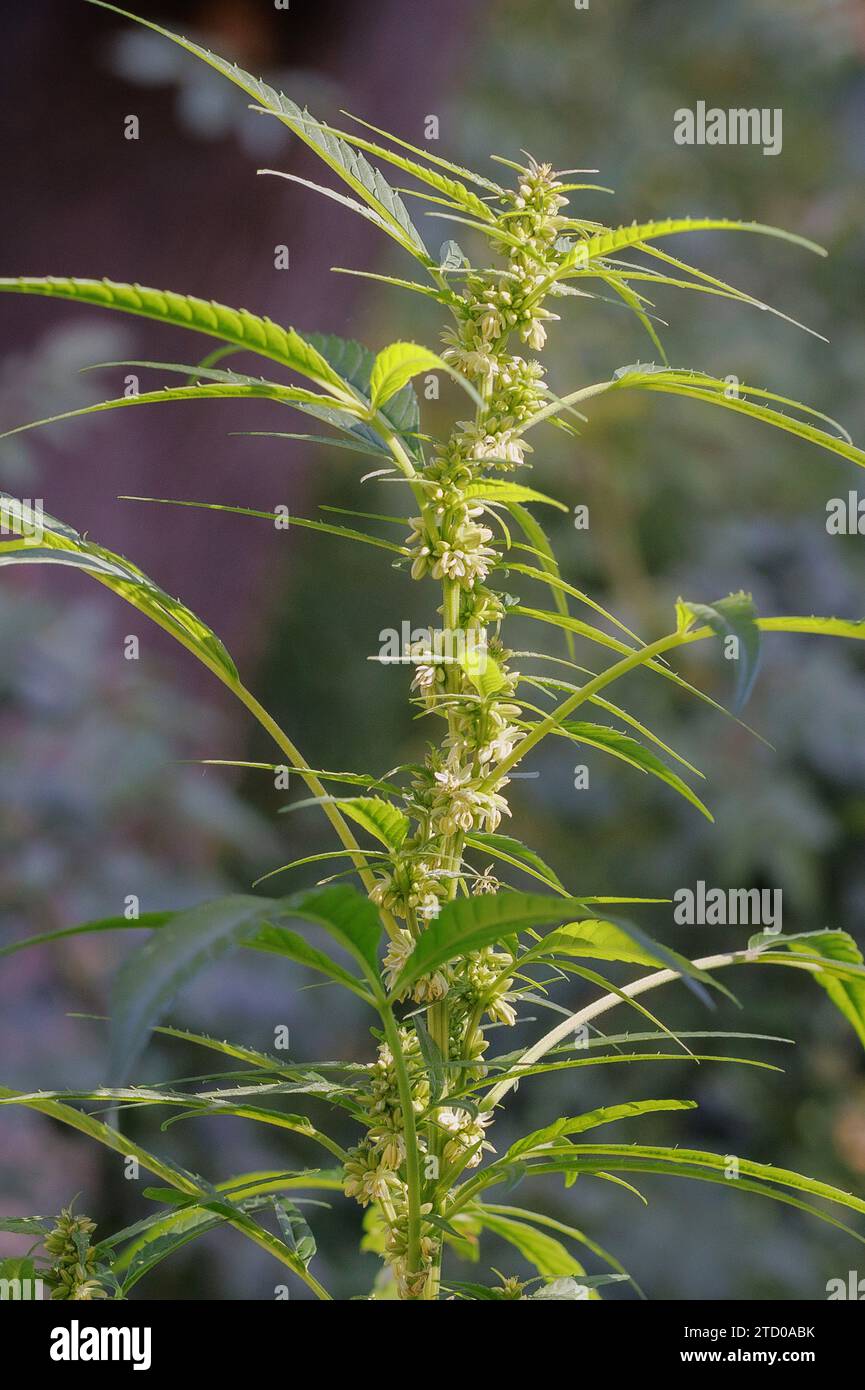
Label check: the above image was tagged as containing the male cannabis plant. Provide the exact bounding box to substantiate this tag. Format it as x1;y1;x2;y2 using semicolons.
2;2;865;1302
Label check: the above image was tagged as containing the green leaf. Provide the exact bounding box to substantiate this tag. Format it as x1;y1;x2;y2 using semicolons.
758;614;865;641
276;885;384;980
330;796;410;850
679;591;761;712
0;1257;38;1288
393;892;597;994
465;832;568;896
413;1017;446;1103
110;895;280;1080
464;480;567;512
573;217;826;268
536;918;670;968
751;931;865;1048
340;110;504;195
609;367;865;471
250;924;371;999
0;494;238;683
479;1202;639;1294
531;1143;865;1236
0;1217;51;1235
85;4;427;261
0;277;354;395
457;643;508;699
117;1207;225;1292
111;885;383;1077
116;496;408;556
0;913;163;960
556;721;713;820
0;1085;329;1295
273;1198;317;1270
0;380;347;446
308;332;419;441
504;559;643;643
506;1099;697;1160
471;1211;586;1279
369;341;477;411
508;504;575;659
318;126;496;221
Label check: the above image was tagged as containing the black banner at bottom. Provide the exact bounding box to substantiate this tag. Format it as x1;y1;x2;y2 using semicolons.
4;1298;861;1376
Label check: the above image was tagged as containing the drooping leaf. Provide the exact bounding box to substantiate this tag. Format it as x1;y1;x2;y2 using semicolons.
249;924;371;1000
471;1210;586;1279
110;895;281;1081
465;832;568;896
678;591;761;712
556;721;713;820
508;503;575;659
608;367;865;471
0;494;238;682
504;560;643;642
530;1143;865;1233
749;930;865;1049
0;380;352;447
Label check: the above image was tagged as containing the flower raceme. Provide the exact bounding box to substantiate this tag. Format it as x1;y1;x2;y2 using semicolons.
2;1;865;1304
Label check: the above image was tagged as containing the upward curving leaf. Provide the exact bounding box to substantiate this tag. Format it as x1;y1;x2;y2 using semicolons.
307;332;420;441
678;591;761;713
85;3;428;262
568;217;826;271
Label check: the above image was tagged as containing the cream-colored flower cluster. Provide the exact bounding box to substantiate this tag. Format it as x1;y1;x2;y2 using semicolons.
343;1030;439;1298
355;158;575;1296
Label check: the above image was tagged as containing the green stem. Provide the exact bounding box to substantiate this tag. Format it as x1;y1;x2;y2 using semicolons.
379;1003;424;1293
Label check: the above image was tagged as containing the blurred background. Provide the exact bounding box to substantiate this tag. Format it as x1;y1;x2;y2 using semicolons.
1;0;864;1299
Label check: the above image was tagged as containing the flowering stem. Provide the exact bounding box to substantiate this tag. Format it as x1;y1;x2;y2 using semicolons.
478;628;694;790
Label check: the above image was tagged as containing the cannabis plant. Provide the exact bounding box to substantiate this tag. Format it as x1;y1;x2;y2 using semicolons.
2;3;865;1302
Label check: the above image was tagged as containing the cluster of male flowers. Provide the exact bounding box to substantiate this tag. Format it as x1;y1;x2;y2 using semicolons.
342;160;574;1297
42;1206;113;1300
